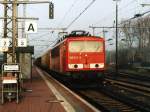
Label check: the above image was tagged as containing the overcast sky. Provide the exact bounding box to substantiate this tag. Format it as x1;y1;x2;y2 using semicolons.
0;0;150;57
26;0;149;30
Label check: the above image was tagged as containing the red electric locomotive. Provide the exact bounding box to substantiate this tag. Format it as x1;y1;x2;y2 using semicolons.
48;30;105;79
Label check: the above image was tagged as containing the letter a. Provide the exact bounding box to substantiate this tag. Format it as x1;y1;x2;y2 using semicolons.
28;23;34;32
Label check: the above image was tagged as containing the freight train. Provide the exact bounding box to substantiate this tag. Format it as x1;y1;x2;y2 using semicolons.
36;30;105;79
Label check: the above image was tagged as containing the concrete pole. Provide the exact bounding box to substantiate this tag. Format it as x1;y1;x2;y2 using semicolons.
3;0;8;63
12;0;18;63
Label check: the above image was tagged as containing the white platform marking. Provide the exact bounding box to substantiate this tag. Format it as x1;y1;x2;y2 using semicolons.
40;68;101;112
41;68;100;112
36;68;76;112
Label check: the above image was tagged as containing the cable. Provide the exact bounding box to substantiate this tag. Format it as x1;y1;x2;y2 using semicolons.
119;0;136;11
93;0;137;26
31;31;57;52
66;0;96;30
29;32;51;41
57;0;79;27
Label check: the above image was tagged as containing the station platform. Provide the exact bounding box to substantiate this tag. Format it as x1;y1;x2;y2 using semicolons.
0;67;98;112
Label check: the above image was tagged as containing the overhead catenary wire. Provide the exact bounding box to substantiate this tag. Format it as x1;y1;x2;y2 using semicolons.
32;0;147;57
93;0;137;26
29;32;52;41
119;0;136;11
34;35;60;57
91;0;150;37
38;0;116;56
66;0;96;30
57;0;79;27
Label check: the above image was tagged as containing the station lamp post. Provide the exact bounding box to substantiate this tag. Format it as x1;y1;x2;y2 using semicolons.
113;0;121;75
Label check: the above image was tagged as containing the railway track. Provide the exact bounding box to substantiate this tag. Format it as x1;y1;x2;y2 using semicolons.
102;72;150;111
40;67;150;112
59;78;150;111
105;70;150;92
106;70;150;83
105;78;150;96
101;83;150;112
75;89;139;112
70;80;150;112
68;78;150;111
105;70;150;96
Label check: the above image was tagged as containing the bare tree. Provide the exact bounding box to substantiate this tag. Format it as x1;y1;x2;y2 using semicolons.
119;15;150;65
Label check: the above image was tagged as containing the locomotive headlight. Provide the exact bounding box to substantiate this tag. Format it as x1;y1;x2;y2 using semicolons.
68;64;83;69
95;64;99;68
90;63;104;68
74;64;78;68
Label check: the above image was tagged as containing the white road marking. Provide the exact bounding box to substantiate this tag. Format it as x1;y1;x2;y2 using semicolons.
36;68;76;112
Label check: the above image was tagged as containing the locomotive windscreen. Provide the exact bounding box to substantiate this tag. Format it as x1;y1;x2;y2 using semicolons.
69;41;103;52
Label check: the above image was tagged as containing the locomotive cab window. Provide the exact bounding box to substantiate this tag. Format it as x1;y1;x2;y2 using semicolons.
69;41;103;52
